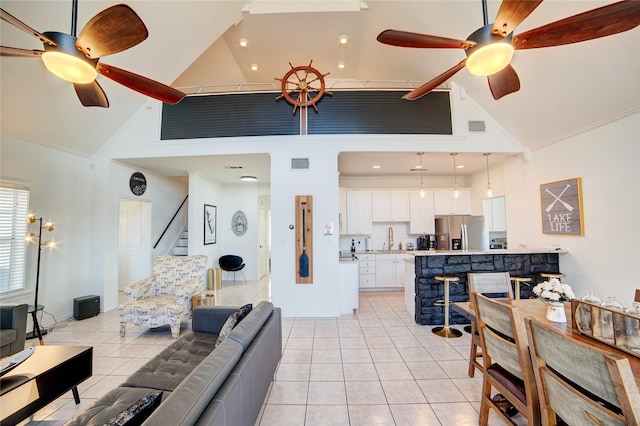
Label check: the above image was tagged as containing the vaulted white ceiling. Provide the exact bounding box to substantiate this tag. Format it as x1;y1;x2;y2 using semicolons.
2;1;638;179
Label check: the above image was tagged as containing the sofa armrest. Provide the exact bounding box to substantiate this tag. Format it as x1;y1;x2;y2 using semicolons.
0;304;28;356
175;278;205;305
124;277;154;301
192;306;239;334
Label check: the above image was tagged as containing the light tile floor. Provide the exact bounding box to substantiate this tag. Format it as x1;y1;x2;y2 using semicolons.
13;276;520;425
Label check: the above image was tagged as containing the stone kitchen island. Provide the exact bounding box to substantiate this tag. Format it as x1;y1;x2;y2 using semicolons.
409;249;567;325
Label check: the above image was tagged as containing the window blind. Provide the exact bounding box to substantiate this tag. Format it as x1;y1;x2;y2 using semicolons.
0;184;30;293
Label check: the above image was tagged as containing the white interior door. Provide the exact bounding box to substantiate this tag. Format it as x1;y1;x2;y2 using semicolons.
258;196;270;278
118;200;151;290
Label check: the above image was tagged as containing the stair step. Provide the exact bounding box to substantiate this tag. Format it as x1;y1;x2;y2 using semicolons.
173;247;188;256
176;238;188;247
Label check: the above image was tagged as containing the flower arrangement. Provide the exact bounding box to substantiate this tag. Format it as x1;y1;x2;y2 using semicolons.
532;278;575;303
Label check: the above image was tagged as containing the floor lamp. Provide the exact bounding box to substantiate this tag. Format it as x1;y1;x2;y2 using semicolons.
25;214;55;345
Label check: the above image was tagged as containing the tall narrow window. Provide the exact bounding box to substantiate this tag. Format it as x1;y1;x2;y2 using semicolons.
0;183;30;293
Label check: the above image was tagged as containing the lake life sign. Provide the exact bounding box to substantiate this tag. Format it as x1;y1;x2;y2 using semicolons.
540;177;584;235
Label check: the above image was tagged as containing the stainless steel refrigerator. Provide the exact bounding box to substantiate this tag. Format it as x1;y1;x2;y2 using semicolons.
435;216;484;250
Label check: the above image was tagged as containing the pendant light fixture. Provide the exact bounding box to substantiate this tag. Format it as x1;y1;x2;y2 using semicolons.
417;152;426;198
450;152;460;198
483;152;492;197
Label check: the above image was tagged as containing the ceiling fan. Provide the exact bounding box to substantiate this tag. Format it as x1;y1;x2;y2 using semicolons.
0;1;185;108
377;0;640;101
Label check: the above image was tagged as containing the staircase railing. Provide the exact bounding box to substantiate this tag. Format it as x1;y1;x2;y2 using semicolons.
153;195;188;249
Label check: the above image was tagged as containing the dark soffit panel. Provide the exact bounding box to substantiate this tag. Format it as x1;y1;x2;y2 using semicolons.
161;92;299;140
307;91;452;135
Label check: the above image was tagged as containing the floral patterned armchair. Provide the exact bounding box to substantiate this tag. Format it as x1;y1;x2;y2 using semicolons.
119;255;208;338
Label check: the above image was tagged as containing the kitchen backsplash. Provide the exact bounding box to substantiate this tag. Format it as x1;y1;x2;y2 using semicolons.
340;222;416;252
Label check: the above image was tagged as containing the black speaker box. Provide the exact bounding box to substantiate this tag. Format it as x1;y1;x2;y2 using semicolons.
73;295;100;320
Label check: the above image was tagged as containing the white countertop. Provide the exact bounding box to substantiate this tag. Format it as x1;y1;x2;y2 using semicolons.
411;248;568;255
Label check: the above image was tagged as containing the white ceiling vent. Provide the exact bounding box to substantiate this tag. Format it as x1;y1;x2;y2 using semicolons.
468;120;486;132
291;158;310;170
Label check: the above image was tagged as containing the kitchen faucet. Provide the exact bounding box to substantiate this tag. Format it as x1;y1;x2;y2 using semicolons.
388;226;394;251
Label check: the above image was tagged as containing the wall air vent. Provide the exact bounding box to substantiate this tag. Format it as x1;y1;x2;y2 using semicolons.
291;158;310;170
468;120;486;132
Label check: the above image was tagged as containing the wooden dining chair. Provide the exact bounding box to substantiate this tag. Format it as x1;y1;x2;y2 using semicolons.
472;292;540;426
635;288;640;302
467;272;513;377
526;317;640;426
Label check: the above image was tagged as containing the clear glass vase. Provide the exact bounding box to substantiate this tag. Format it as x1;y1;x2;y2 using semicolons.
625;302;640;353
601;296;623;342
577;291;601;332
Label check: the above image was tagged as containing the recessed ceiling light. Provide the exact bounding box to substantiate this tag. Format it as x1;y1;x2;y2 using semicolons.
339;35;349;45
372;165;381;169
338;61;345;69
250;63;259;71
457;165;465;169
241;176;257;182
239;38;248;48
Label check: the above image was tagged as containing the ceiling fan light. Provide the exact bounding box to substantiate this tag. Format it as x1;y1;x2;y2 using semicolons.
42;51;97;83
466;43;514;76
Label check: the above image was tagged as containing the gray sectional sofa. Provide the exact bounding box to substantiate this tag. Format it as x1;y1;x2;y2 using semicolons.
65;301;282;426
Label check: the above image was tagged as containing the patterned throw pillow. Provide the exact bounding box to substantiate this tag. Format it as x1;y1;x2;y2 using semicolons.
106;391;162;426
214;303;253;348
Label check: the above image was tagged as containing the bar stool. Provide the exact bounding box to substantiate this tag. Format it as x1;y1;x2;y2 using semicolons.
433;274;462;338
510;276;532;300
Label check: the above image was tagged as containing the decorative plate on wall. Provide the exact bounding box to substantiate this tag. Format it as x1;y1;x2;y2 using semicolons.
232;210;248;236
129;172;146;196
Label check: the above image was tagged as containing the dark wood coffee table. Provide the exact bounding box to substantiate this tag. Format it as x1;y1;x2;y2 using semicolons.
0;346;92;426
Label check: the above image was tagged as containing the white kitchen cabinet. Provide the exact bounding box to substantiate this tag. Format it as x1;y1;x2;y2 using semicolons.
409;190;435;235
375;254;396;287
358;253;376;289
339;261;359;314
346;190;372;235
491;196;506;231
433;188;472;215
374;253;411;288
483;196;506;232
371;190;410;222
339;188;347;235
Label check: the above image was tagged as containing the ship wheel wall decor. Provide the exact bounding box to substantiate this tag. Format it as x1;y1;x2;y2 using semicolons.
275;61;331;114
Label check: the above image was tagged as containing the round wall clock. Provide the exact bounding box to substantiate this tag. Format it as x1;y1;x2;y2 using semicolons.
129;172;147;196
231;210;248;236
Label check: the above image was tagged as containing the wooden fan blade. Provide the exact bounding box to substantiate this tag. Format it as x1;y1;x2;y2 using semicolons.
1;46;44;57
76;4;148;59
74;81;109;108
487;65;520;100
0;8;57;46
97;63;185;104
377;29;475;49
513;0;640;50
403;59;467;101
492;0;543;37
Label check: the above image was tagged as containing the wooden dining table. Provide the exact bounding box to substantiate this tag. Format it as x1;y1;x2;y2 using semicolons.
452;299;640;386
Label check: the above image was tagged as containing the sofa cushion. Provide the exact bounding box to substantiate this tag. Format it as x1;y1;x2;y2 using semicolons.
214;303;252;348
120;331;218;391
106;391;162;426
63;387;168;426
228;301;274;351
142;338;243;426
0;329;17;347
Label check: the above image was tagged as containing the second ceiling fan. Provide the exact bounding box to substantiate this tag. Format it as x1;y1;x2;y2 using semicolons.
377;0;640;100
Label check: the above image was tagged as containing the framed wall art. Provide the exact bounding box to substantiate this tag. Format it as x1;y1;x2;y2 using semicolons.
204;204;217;244
540;177;584;236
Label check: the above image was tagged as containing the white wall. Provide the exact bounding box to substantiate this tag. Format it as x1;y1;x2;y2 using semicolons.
0;134;92;328
502;112;639;306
